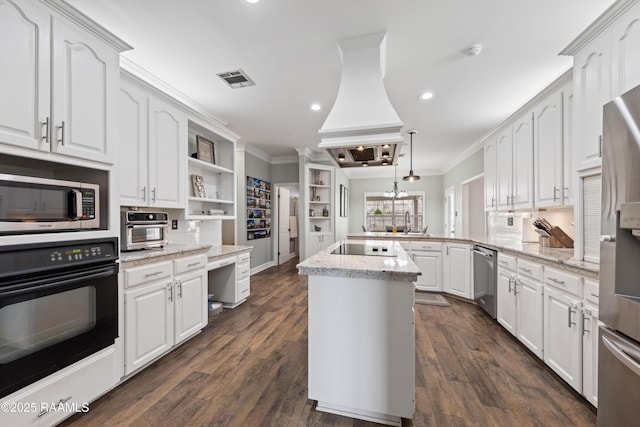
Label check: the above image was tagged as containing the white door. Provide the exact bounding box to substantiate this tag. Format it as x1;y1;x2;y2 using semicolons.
497;267;517;336
496;129;513;210
515;277;544;359
118;82;148;206
444;186;455;236
443;244;470;298
278;187;291;265
512;113;534;209
534;90;564;207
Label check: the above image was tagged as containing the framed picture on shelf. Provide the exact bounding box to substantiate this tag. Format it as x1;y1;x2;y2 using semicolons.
192;175;206;198
196;135;215;164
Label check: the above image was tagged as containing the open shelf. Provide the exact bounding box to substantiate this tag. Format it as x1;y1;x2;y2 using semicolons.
188;157;233;174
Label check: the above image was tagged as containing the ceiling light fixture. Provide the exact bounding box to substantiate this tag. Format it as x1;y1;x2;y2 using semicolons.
385;165;407;198
419;92;434;101
356;145;365;151
310;103;322;111
403;130;421;182
362;161;369;167
381;159;389;166
382;143;390;149
381;151;390;158
338;153;345;162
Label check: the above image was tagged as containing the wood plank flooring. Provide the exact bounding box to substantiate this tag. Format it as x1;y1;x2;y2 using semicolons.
60;257;596;426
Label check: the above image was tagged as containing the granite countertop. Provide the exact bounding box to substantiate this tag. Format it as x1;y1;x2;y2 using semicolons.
347;232;599;278
297;239;420;281
120;243;253;269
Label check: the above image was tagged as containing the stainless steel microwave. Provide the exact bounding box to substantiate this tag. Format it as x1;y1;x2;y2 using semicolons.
0;174;99;234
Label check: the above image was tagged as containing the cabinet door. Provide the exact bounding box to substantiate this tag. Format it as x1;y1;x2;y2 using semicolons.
582;305;600;408
118;82;148;206
175;271;207;345
51;18;118;164
484;139;497;210
544;286;582;392
512;113;534;209
0;0;50;152
496;128;513;210
497;267;516;336
562;84;575;205
534;90;564;207
413;251;442;292
148;96;184;208
515;277;544;359
611;1;640;97
124;281;174;375
443;244;471;298
573;31;611;171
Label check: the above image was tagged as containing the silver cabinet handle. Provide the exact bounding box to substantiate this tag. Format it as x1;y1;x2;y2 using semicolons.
582;313;590;335
177;281;183;298
188;262;201;267
549;277;565;285
514;279;520;295
599;134;603;158
141;186;146;202
152;188;157;203
38;396;71;418
144;271;164;278
57;121;65;145
42;117;49;143
553;186;559;202
508;277;513;293
567;304;576;328
590;293;599;298
498;260;509;265
167;283;173;302
563;187;569;200
519;267;532;273
602;334;640;377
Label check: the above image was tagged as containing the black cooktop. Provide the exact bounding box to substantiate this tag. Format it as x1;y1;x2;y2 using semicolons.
330;242;396;257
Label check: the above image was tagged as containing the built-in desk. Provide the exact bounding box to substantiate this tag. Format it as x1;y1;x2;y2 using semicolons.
207;245;252;308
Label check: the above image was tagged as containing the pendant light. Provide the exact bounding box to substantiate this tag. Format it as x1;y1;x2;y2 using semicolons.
385;165;407;198
403;130;420;181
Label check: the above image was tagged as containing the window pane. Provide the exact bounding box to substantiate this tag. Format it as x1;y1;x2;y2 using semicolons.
364;194;424;232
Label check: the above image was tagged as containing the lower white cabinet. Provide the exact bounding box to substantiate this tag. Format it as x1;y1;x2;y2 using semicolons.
543;285;583;392
442;243;471;299
123;253;207;375
411;241;442;292
582;303;600;408
308;233;332;257
497;265;517;335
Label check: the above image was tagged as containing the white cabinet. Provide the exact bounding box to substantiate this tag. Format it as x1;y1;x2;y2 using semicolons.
543;274;583;392
484;139;497;210
496;255;544;359
534;90;565;207
511;113;534;209
573;31;611;171
0;0;127;164
118;76;185;208
611;1;640;97
563;83;576;205
442;243;471;298
496;128;513;210
411;241;442;292
208;251;251;308
582;278;600;408
123;254;207;375
305;164;335;259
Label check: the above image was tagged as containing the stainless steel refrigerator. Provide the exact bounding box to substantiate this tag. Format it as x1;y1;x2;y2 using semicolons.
598;83;640;426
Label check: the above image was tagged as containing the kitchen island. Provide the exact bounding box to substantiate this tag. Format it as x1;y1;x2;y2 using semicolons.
297;240;420;426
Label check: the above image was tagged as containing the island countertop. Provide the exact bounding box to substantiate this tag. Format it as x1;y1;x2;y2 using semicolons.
297;239;420;281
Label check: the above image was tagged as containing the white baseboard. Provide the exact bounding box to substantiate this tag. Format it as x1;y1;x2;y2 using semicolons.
250;261;274;276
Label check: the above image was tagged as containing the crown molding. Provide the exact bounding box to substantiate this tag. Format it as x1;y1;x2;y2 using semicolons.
440;139;484;175
245;144;272;163
271;155;299;165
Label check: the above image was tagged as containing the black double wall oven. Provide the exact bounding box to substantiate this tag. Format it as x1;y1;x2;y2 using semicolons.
0;238;118;399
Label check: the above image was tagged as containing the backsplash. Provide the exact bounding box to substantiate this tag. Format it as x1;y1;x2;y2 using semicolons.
487;208;574;244
167;210;222;251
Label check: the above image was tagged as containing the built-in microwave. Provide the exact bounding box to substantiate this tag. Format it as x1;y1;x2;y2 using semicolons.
0;173;99;234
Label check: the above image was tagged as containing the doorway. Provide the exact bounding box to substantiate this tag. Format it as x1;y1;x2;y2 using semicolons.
273;184;299;265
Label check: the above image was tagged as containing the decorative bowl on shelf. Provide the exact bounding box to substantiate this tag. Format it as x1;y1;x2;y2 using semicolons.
314;225;321;232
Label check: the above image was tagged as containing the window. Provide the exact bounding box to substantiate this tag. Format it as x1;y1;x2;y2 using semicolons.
364;192;424;232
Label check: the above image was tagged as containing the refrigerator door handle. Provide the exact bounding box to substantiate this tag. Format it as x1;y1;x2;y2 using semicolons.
602;335;640;377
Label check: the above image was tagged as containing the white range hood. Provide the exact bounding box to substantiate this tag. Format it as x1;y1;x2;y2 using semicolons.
319;32;403;168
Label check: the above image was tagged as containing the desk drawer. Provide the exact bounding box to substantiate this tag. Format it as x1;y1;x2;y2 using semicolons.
174;254;207;275
237;261;251;280
207;255;236;271
238;277;250;300
237;252;250;264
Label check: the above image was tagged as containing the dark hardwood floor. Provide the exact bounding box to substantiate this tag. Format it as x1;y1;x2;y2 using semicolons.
61;257;596;426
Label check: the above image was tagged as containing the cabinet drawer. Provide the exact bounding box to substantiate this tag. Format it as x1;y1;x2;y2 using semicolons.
584;279;599;306
237;261;251;280
517;259;543;281
411;241;442;252
207;255;236;270
544;267;582;297
174;254;207;275
497;253;516;271
237;252;250;264
238;277;250;299
125;261;172;288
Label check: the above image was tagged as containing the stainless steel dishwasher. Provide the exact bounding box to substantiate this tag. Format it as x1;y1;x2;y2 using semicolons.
473;244;497;319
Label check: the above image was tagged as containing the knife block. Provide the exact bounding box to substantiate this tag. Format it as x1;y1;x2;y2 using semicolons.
539;235;563;248
549;226;574;248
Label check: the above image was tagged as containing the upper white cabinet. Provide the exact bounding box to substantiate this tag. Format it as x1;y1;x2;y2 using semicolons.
533;90;564;207
611;1;640;97
0;0;129;164
573;31;611;171
483;139;497;210
118;75;185;208
511;113;534;210
496;128;513;210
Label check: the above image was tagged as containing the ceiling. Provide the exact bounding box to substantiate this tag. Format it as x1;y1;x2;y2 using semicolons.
67;0;615;178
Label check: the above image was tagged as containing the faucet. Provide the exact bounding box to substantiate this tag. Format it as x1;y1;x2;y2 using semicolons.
404;211;411;234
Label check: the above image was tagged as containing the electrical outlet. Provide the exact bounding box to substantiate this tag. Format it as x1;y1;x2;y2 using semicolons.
507;217;513;226
172;220;178;230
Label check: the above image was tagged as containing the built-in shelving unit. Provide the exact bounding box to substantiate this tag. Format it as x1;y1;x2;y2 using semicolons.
186;120;236;220
304;163;335;258
246;176;271;240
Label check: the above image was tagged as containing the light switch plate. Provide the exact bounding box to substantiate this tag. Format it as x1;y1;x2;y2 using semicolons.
172;220;178;230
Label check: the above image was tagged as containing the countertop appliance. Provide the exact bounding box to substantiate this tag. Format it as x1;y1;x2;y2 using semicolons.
330;242;397;257
598;83;640;426
0;237;118;398
0;173;99;234
120;211;169;251
473;244;497;319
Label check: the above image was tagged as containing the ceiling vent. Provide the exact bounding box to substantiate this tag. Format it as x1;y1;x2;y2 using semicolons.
216;69;255;88
318;32;404;168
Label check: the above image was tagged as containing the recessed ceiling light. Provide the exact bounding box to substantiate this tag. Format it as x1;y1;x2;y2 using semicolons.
362;162;369;167
245;0;259;3
357;145;365;151
419;92;434;101
381;151;390;158
310;103;321;111
381;159;389;165
338;153;345;162
382;143;390;148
